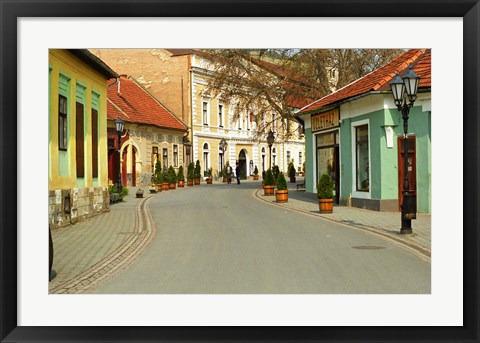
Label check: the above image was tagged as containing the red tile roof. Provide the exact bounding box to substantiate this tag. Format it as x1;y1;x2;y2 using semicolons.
299;49;431;114
107;76;188;132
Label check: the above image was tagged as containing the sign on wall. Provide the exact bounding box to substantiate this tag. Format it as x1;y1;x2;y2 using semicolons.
311;108;340;132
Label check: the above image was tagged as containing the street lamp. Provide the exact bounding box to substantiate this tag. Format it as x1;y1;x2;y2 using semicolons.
219;138;227;169
390;67;420;235
114;117;125;193
267;130;275;169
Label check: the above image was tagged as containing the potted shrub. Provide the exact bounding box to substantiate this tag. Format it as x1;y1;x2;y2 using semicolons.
187;162;195;186
317;173;334;213
161;169;169;191
288;161;296;183
302;162;306;177
168;166;177;189
272;165;280;184
206;167;213;184
177;165;185;188
153;160;162;192
275;172;288;203
194;160;201;185
263;169;275;196
253;166;259;180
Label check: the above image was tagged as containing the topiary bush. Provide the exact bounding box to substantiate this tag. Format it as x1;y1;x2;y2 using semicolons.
264;169;275;186
194;160;201;179
177;165;185;182
276;172;287;190
168;166;177;184
153;159;162;184
254;166;259;176
187;162;195;180
317;173;334;199
272;165;280;183
288;161;296;178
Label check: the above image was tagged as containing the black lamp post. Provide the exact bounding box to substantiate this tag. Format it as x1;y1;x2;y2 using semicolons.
219;138;227;169
114;117;125;193
267;130;275;169
390;67;420;235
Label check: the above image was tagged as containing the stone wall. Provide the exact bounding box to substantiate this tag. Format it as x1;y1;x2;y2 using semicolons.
49;187;110;229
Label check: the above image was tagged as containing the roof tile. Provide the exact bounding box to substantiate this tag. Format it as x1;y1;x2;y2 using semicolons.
107;76;188;132
299;49;431;114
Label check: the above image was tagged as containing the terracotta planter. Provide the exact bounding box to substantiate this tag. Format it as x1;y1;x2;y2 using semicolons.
263;185;275;196
162;182;169;191
253;175;259;180
178;180;184;188
223;176;227;183
194;178;201;185
275;189;288;203
169;183;176;189
206;178;213;184
187;179;194;186
156;185;162;192
319;198;334;214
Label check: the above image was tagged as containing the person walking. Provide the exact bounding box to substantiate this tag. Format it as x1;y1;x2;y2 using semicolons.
226;162;232;184
235;161;241;184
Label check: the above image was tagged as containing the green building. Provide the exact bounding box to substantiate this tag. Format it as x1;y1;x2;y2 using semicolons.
297;49;431;213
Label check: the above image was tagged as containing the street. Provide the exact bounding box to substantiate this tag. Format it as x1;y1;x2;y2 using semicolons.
89;182;430;294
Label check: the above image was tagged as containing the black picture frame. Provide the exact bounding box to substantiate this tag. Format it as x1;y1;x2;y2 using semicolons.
1;1;478;342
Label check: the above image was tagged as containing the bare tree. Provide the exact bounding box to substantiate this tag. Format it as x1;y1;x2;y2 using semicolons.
201;49;403;139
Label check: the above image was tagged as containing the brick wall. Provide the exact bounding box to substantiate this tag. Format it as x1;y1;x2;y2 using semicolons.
49;187;110;229
89;49;191;127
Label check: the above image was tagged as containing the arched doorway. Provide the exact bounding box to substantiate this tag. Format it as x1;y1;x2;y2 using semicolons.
121;144;139;187
238;149;247;180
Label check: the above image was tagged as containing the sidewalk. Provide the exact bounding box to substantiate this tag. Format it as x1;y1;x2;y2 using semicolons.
255;177;431;260
49;187;155;293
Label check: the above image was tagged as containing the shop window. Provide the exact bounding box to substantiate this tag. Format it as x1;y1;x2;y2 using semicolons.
355;125;369;192
75;101;85;178
91;108;98;178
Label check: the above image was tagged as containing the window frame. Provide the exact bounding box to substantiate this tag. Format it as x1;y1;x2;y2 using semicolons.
58;95;68;151
351;119;371;199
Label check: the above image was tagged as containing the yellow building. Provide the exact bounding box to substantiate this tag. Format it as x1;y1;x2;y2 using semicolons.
49;49;118;228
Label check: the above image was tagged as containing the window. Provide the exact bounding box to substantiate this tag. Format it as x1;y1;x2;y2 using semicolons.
272;147;277;166
151;147;159;173
75;101;85;178
58;95;68;151
203;143;209;177
91;108;99;178
163;148;168;168
238;114;242;130
173;145;178;167
261;147;266;172
185;145;191;166
203;101;208;125
218;104;223;127
355;125;369;192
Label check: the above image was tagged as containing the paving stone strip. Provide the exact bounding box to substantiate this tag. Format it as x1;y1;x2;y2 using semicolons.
253;188;431;261
49;195;156;294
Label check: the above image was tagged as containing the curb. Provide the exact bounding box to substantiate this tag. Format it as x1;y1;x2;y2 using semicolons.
254;188;431;262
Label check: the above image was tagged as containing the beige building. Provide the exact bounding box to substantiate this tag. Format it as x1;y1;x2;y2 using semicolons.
90;49;305;179
107;75;188;187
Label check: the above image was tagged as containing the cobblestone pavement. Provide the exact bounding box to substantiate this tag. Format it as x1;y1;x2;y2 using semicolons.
49;188;156;293
255;177;431;260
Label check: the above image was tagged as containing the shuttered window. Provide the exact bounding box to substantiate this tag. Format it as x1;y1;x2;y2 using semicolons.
76;102;85;178
91;108;98;178
58;95;68;151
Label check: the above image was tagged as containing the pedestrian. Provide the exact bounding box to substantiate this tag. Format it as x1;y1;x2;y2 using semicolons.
235;161;241;184
226;162;232;184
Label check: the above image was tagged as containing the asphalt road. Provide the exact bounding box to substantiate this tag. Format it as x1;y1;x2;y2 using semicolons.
92;181;430;294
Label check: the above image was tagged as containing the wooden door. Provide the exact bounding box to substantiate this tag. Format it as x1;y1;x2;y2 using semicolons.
397;136;417;211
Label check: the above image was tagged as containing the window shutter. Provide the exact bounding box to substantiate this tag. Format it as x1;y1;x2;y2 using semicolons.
76;102;85;178
91;109;98;178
